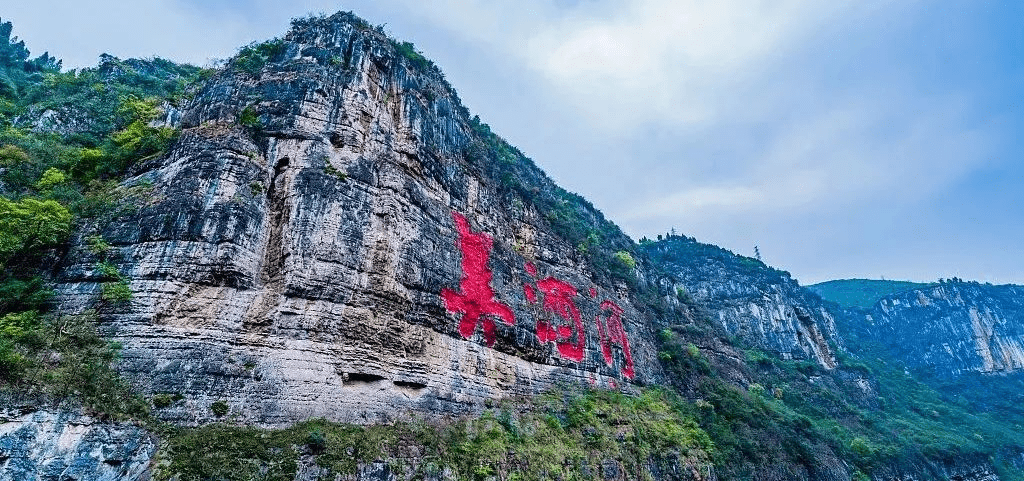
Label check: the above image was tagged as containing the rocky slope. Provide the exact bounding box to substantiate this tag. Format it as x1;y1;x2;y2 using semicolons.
53;12;666;426
642;236;840;369
840;280;1024;377
0;407;154;481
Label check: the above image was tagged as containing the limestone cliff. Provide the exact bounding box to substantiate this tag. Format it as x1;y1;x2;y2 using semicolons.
53;12;663;426
840;280;1024;377
4;11;1020;481
642;236;839;368
0;407;155;481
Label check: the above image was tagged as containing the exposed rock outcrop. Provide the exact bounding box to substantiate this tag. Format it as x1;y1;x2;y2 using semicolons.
0;409;155;481
642;236;840;368
54;12;661;426
868;456;1001;481
841;281;1024;377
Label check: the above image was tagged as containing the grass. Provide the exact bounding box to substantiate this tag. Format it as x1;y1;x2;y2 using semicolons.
152;388;714;481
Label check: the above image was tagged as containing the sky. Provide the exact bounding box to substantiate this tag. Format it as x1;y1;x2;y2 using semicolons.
3;1;1022;285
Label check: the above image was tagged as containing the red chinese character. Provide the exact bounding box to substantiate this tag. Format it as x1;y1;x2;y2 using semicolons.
441;212;515;347
595;300;635;379
526;266;585;362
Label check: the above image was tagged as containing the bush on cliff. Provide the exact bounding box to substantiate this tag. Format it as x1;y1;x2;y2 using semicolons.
153;387;714;481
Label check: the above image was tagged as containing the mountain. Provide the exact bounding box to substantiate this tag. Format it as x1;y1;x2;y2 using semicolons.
643;235;841;369
50;11;665;427
2;12;1024;481
808;279;934;310
839;279;1024;377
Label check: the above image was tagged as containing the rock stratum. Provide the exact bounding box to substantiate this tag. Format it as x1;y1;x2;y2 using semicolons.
54;13;663;426
841;281;1024;377
643;236;840;368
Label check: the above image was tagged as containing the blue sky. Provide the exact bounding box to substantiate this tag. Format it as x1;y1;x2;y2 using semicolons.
4;1;1022;285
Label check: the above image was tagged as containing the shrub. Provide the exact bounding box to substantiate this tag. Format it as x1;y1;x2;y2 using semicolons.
85;235;111;256
0;310;149;418
392;41;433;71
233;39;286;75
101;280;132;303
35;167;66;191
613;250;636;270
0;196;72;266
676;286;694;304
238;105;260;128
211;400;229;417
153;393;182;409
307;430;327;453
324;164;347;181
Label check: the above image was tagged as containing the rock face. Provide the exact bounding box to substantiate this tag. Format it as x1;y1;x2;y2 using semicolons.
867;456;1001;481
0;409;155;481
642;237;839;368
842;281;1024;377
55;13;659;426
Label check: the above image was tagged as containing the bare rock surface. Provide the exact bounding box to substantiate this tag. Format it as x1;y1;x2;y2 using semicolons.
55;13;659;426
844;281;1024;376
642;237;840;368
0;408;155;481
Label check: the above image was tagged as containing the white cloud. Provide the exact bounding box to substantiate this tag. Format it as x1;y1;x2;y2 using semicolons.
615;92;994;233
4;1;1011;282
520;0;896;129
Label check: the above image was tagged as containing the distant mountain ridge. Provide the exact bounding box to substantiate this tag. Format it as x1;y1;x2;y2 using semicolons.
808;278;934;309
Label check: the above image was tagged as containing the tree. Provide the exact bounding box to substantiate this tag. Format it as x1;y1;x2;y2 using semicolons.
0;19;61;101
754;245;762;261
0;196;72;266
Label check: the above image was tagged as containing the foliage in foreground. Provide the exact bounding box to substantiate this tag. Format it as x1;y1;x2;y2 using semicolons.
0;20;201;419
153;388;713;481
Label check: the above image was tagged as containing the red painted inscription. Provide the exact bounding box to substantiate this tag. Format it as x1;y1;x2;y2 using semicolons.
533;277;586;362
595;300;635;379
441;212;515;347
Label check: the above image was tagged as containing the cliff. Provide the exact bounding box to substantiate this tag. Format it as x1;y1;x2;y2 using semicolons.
52;12;665;426
642;236;839;368
2;11;1023;481
840;280;1024;377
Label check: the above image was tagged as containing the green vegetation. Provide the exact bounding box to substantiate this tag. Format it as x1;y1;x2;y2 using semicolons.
0;19;61;108
210;400;230;417
807;279;934;309
0;196;72;266
614;250;637;270
642;233;790;281
392;40;434;72
152;392;183;409
233;39;286;75
323;163;347;181
238;105;260;128
154;388;713;481
657;323;1024;479
0;20;200;418
0;309;149;419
